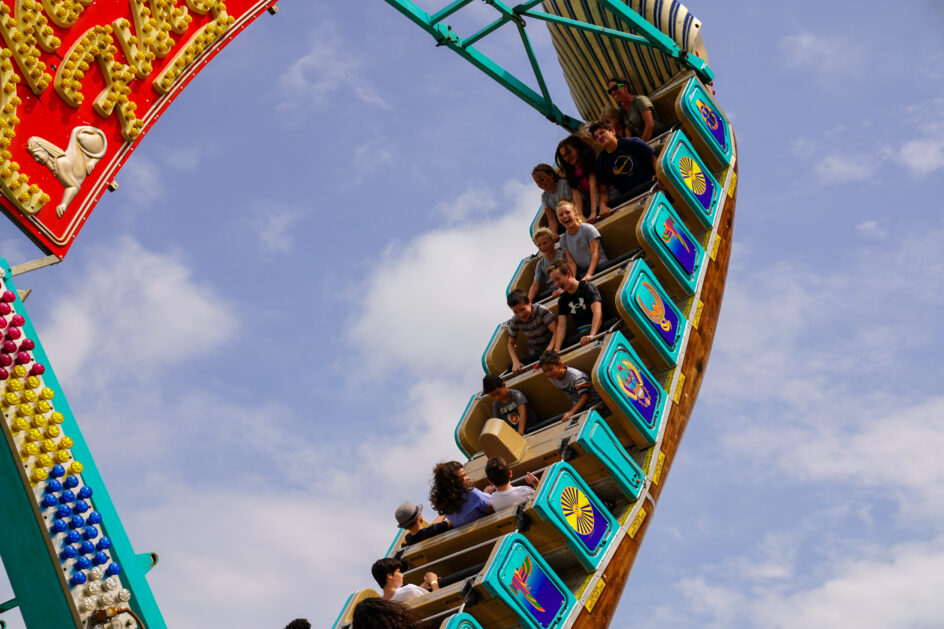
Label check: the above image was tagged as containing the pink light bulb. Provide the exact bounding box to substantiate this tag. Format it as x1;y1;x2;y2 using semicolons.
15;352;30;365
5;327;20;340
10;314;24;326
1;341;15;354
20;339;34;351
0;355;11;367
29;363;44;376
0;303;10;315
0;291;15;303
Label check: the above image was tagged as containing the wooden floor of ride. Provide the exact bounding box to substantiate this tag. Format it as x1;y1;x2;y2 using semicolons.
572;151;738;628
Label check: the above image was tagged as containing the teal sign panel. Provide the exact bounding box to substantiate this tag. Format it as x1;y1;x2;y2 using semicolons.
532;462;617;571
482;533;575;629
639;192;705;296
575;410;645;501
678;77;732;167
619;259;686;367
0;259;165;629
660;131;721;230
442;613;485;629
594;332;664;446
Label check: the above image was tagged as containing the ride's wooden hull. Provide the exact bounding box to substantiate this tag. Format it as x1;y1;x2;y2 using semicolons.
573;145;737;627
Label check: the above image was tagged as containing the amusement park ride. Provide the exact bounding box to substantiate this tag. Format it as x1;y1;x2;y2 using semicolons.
0;1;736;628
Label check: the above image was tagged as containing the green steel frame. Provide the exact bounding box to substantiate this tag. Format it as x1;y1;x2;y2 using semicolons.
384;0;714;131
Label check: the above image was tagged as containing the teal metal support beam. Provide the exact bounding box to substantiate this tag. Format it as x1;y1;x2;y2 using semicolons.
521;9;651;47
384;0;582;131
462;16;509;48
430;0;473;25
0;598;18;614
516;22;553;111
597;0;714;83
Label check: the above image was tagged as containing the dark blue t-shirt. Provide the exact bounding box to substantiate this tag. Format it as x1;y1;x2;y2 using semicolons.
595;137;656;194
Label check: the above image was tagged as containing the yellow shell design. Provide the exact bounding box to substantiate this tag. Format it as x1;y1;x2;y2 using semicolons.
679;156;707;195
561;485;594;536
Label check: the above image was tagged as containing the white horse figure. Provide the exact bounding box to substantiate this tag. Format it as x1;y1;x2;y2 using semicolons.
27;126;108;218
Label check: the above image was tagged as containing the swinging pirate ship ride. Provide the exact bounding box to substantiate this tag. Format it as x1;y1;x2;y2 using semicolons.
332;1;738;628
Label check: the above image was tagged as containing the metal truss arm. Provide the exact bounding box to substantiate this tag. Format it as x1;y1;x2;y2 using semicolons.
384;0;583;131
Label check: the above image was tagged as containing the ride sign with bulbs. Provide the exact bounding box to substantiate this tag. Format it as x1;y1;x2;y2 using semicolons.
0;0;278;259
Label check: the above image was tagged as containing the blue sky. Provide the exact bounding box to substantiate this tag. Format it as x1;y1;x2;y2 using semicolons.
1;1;943;627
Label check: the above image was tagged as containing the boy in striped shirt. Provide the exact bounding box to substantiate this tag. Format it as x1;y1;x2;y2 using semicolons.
506;289;558;374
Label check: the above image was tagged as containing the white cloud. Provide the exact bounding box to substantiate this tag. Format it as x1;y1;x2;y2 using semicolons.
39;238;238;389
118;155;164;207
814;153;878;182
253;204;305;253
279;23;388;116
432;183;499;222
779;31;865;77
856;220;885;238
897;137;944;176
349;180;539;374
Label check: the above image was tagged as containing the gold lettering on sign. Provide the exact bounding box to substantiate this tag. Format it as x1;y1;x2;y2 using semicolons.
40;0;92;29
54;25;143;140
17;1;62;53
113;0;193;79
0;51;48;214
154;0;233;95
0;3;51;94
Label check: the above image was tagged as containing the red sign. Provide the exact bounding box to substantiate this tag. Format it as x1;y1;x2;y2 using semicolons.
0;0;277;258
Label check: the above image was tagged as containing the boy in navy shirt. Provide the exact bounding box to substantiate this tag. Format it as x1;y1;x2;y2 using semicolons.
590;120;657;218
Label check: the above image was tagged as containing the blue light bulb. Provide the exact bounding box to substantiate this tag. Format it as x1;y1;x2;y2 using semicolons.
96;537;112;551
75;557;91;570
79;541;95;555
51;465;65;478
56;505;72;519
105;563;122;576
68;516;85;529
51;519;68;534
73;500;89;514
63;475;79;489
69;573;87;586
42;494;58;508
77;486;92;500
59;490;75;504
92;552;108;566
46;479;62;493
83;526;98;540
65;530;81;544
59;546;77;560
86;511;102;525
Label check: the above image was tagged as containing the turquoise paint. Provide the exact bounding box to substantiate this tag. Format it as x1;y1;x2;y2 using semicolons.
660;131;721;230
529;202;543;239
575;411;645;501
0;259;166;629
594;332;664;446
454;393;477;458
618;259;686;367
678;76;732;168
330;591;357;629
507;256;531;297
442;612;485;629
531;462;618;571
481;533;576;629
638;192;705;296
481;322;504;374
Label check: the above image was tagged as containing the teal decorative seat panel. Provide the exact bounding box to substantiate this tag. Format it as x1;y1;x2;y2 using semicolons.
481;533;577;629
618;259;686;367
638;192;705;297
677;76;732;169
658;131;721;230
594;332;665;447
575;411;645;502
531;461;618;571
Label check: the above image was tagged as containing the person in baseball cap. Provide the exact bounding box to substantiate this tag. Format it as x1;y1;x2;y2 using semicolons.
394;500;452;546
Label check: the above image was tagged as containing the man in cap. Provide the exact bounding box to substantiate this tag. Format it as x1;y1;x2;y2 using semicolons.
395;500;452;546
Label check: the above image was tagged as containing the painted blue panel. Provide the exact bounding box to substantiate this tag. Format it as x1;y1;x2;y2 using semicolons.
576;411;645;501
594;332;664;446
619;259;686;366
482;534;575;629
638;192;705;296
442;612;485;629
531;462;617;571
660;131;721;230
678;77;732;167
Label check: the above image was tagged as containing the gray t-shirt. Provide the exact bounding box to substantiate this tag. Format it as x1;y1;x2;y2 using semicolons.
621;95;668;138
534;250;566;294
492;388;537;431
490;485;536;512
560;223;608;277
541;178;572;212
551;366;602;407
